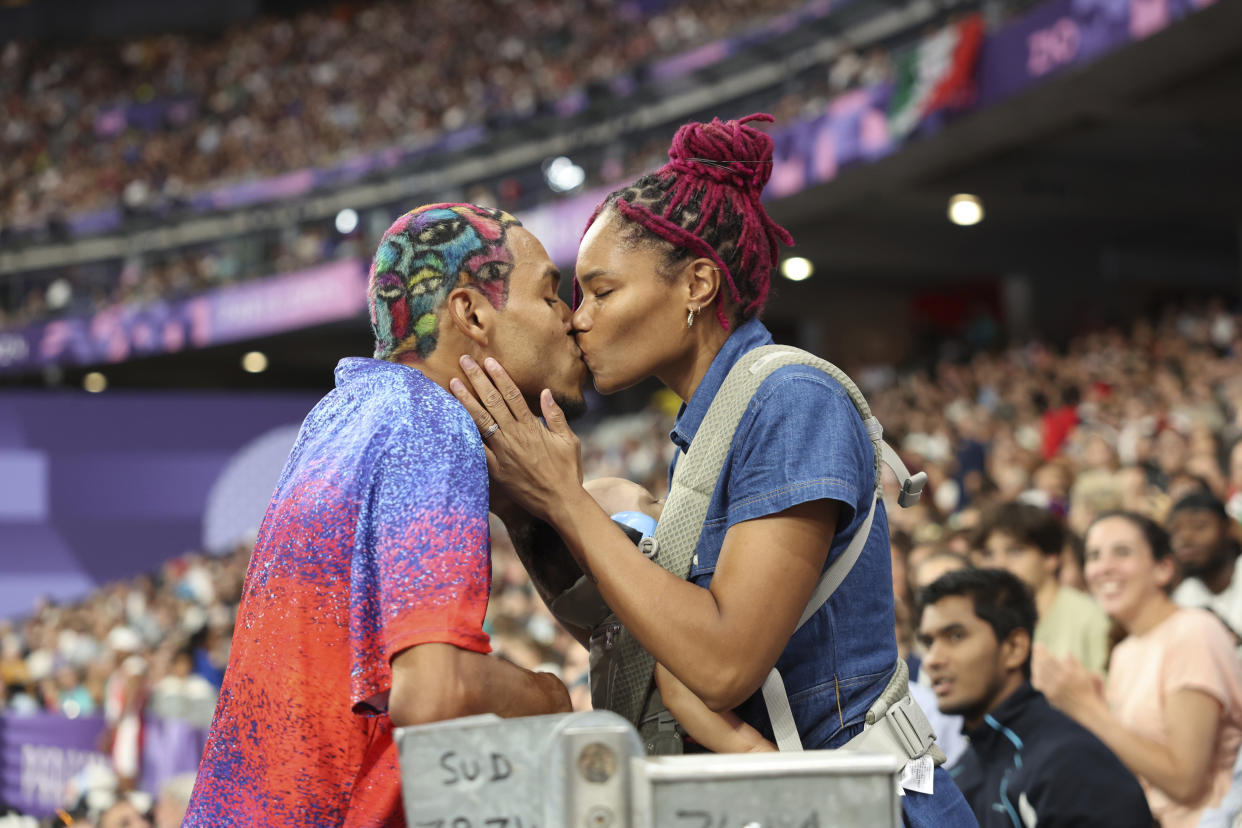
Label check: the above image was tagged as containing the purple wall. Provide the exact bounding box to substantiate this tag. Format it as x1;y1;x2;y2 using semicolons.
0;391;319;618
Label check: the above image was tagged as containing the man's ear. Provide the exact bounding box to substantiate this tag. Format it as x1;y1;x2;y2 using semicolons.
683;257;722;310
1001;628;1032;674
1044;550;1062;581
446;285;495;348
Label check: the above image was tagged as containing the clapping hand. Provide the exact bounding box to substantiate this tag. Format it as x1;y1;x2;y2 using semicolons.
1031;644;1105;723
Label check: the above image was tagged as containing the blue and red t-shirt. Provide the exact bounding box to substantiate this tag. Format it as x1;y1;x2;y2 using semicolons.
185;358;492;827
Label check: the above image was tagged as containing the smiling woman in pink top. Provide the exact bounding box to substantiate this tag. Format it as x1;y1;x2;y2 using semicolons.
1034;510;1242;828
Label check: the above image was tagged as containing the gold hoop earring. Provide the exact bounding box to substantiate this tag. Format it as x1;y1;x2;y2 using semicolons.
686;306;700;328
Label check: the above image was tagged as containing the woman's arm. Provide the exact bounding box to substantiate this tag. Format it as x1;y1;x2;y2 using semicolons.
1033;645;1220;804
547;490;837;711
655;664;776;753
450;357;837;710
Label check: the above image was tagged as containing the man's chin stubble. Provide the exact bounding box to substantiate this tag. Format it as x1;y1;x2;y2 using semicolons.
554;393;588;422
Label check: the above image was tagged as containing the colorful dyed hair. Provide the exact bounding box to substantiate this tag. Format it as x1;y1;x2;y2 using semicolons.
579;113;794;330
368;203;521;361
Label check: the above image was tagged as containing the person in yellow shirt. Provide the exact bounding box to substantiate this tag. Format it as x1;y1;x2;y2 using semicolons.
974;501;1111;674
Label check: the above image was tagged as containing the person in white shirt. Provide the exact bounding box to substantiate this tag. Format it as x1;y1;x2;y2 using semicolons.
1168;491;1242;637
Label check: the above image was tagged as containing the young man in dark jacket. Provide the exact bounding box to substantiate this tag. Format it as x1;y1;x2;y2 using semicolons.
918;568;1152;827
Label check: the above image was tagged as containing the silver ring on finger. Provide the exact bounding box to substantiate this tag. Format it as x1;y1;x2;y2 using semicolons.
481;423;500;441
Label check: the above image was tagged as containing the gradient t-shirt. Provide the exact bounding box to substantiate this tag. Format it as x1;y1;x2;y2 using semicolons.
185;358;492;827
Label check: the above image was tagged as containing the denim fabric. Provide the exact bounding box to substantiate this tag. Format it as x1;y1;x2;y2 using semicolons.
670;319;976;827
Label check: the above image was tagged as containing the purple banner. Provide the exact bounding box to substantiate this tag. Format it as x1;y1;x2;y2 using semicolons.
186;125;487;214
0;259;367;375
978;0;1218;106
140;718;208;801
0;714;110;817
1;390;319;617
0;715;208;816
93;98;197;139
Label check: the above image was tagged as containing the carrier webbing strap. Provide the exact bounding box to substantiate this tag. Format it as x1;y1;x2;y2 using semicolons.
609;346;922;743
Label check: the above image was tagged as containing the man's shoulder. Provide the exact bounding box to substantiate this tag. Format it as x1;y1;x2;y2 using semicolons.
1172;575;1214;607
1012;692;1132;778
359;365;479;449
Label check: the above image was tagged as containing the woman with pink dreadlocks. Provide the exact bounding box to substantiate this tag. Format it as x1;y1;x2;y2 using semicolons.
451;114;976;825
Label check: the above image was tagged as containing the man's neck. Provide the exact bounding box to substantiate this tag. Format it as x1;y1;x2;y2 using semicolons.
963;674;1027;732
392;341;486;399
1200;552;1237;595
393;351;453;393
1035;580;1060;618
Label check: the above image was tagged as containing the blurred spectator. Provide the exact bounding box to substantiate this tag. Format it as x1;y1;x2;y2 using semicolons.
1035;512;1242;828
973;501;1110;674
98;798;152;828
147;648;217;728
103;629;148;789
910;549;971;594
919;568;1150;827
152;773;196;828
1168;490;1242;636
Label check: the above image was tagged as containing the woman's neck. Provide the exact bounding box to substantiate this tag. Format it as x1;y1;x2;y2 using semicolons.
661;320;732;403
1124;591;1178;637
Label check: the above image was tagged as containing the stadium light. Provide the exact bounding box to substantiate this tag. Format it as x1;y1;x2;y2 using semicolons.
780;257;814;282
83;372;107;393
46;278;72;310
242;351;269;374
335;208;360;235
948;194;984;226
543;156;586;193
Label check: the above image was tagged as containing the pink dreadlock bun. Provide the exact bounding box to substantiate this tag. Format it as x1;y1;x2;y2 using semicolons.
666;112;778;197
584;113;794;330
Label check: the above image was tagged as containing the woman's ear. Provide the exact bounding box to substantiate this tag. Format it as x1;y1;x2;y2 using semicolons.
447;286;494;348
1153;554;1178;592
684;257;721;309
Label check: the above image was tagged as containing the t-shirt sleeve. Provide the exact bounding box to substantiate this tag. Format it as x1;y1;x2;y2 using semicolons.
724;368;873;530
1162;610;1242;709
349;413;492;710
1082;602;1112;677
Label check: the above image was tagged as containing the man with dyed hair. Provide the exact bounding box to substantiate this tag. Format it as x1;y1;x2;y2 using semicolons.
186;204;587;827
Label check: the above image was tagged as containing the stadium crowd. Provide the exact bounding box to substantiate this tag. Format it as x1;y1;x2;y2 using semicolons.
0;0;902;330
0;0;813;240
3;299;1242;824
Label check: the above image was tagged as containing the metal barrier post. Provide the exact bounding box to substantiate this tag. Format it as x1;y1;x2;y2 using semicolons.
396;713;903;828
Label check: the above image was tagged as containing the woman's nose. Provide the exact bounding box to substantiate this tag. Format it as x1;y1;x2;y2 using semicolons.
571;303;589;332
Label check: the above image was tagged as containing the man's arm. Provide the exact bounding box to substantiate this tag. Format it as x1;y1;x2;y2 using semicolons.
388;643;571;727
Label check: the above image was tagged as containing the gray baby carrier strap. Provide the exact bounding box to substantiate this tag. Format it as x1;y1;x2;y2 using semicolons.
609;345;935;763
